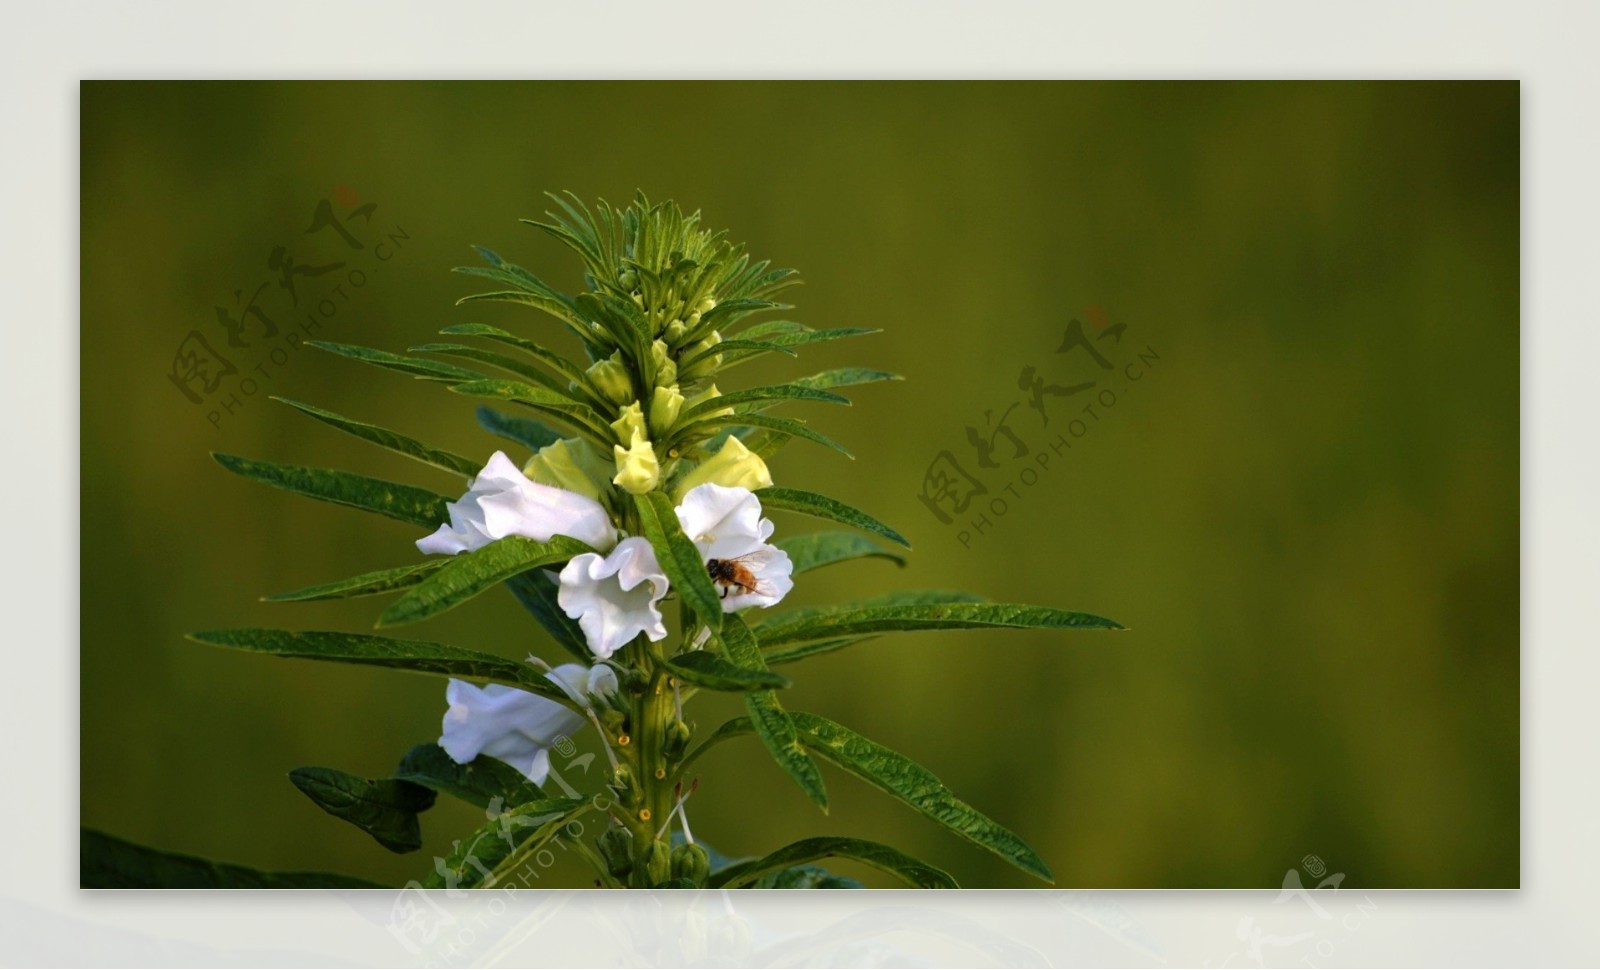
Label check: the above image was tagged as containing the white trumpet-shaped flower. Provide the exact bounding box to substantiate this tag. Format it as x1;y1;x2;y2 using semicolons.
674;483;794;612
557;536;670;659
438;662;617;785
417;451;618;556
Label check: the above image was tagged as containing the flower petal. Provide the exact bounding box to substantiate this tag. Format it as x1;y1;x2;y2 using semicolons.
556;537;670;659
438;679;584;784
417;451;618;556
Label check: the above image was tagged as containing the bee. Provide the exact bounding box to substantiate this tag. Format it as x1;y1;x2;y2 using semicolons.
706;552;766;600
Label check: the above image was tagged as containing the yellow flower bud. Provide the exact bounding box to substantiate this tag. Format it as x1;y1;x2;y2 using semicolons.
679;331;723;381
585;351;634;407
522;437;614;502
612;428;660;495
649;385;685;438
649;339;678;388
683;383;730;421
610;402;647;445
675;436;772;497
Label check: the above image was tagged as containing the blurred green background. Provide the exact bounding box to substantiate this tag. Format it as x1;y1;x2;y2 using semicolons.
80;81;1518;888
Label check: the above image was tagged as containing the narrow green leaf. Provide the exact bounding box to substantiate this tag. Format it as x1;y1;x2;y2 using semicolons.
212;454;449;529
633;491;723;633
677;338;797;372
660;649;792;692
264;560;447;603
81;829;384;889
756;486;909;548
379;535;594;628
288;767;437;854
677;383;849;424
755;601;1124;649
271;398;480;477
775;531;907;575
709;836;957;889
187;628;576;706
672;413;852;459
450;379;614;441
476;405;562;453
504;571;591;662
308;340;484;382
409;342;581;400
395;743;546;810
793;368;904;391
791;713;1053;882
723;615;827;809
421;797;586;890
443;324;600;392
764;636;877;667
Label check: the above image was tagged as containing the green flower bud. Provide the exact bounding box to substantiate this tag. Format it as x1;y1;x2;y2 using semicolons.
612;428;660;495
649;385;685;439
618;268;638;291
649;339;678;387
697;295;718;315
663;319;688;347
599;826;633;877
671;842;711;885
523;437;614;502
682;384;730;422
664;719;692;760
679;331;723;381
634;839;672;888
675;436;772;497
586;352;634;407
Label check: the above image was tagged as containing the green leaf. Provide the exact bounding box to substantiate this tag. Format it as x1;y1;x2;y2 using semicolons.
673;413;853;459
775;531;907;575
476;405;562;453
709;836;957;889
764;636;877;667
81;829;384;889
308;340;484;382
756;486;909;548
677;338;797;372
394;743;546;810
186;628;576;706
288;767;437;854
212;454;449;529
410;342;585;402
755;601;1124;649
792;368;904;391
791;713;1054;882
421;797;586;889
379;535;595;628
504;571;592;662
722;615;827;810
270;397;479;477
449;379;614;441
676;383;849;424
264;560;447;603
443;323;600;393
660;649;792;692
633;491;722;633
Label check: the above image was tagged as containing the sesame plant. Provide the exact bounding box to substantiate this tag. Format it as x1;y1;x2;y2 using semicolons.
82;193;1122;890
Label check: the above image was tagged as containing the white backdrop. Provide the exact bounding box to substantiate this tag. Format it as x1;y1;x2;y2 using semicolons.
13;1;1592;965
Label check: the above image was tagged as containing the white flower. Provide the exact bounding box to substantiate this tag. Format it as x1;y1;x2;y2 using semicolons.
674;483;794;611
438;663;616;785
417;451;617;556
557;537;670;659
